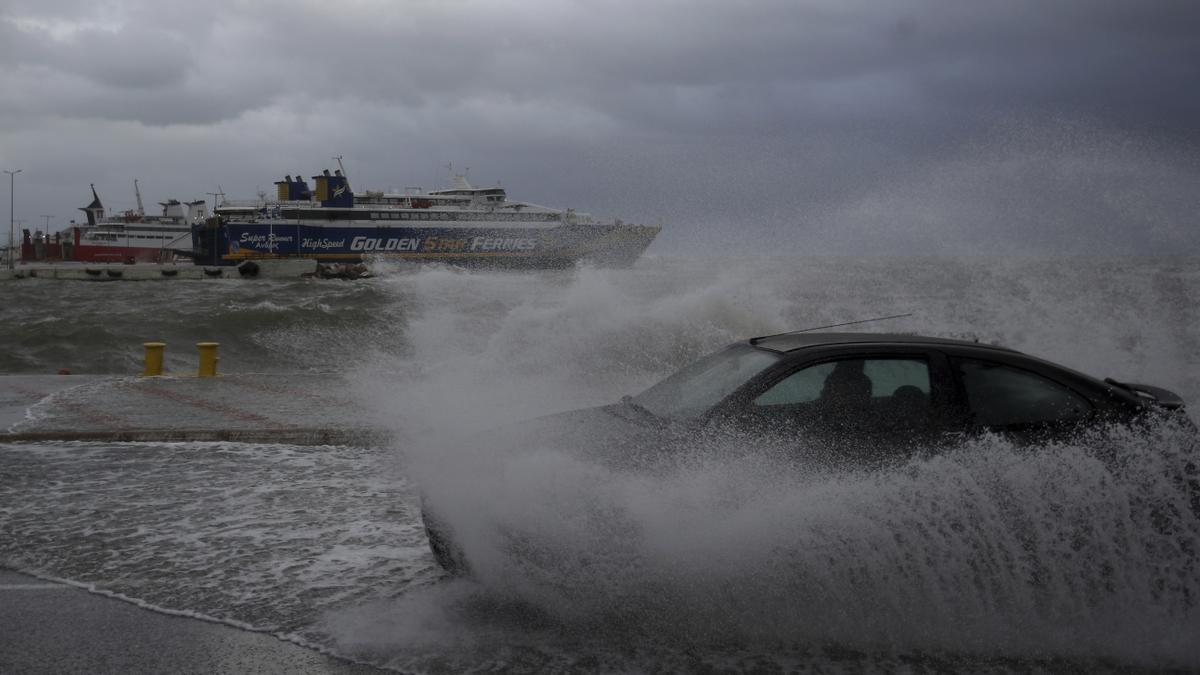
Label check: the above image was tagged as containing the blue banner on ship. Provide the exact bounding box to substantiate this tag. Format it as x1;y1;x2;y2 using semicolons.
224;224;547;257
191;220;660;268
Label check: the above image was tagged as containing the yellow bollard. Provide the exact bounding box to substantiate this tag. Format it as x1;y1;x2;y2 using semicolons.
142;342;166;377
196;342;220;377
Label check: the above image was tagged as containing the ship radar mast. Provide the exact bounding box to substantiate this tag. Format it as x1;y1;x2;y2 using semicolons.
446;162;472;189
206;186;225;208
333;155;349;191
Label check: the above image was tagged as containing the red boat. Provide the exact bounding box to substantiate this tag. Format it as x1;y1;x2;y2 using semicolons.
22;182;206;264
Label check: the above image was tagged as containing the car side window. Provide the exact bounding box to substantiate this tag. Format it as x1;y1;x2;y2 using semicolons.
752;358;932;431
953;358;1092;428
754;362;833;406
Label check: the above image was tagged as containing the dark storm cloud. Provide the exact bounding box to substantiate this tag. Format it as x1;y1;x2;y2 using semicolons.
52;28;194;89
895;2;1200;135
0;0;1197;256
10;0;1193;133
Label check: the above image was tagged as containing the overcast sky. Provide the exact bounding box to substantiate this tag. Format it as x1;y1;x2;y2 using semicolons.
1;0;1197;255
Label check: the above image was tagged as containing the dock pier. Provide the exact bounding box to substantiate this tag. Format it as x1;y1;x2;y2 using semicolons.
1;259;323;281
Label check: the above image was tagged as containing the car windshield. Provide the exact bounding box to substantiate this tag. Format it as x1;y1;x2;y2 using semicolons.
631;344;781;420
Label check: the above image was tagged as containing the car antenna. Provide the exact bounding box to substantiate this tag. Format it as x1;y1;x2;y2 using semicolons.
750;313;914;344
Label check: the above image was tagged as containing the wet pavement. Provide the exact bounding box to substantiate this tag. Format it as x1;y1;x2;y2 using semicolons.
0;374;389;445
1;376;398;672
0;569;385;674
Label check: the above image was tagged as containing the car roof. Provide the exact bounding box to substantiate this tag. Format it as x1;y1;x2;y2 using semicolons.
748;331;1022;354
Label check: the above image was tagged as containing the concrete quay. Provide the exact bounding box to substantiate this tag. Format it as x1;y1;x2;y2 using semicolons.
0;373;391;445
1;259;322;281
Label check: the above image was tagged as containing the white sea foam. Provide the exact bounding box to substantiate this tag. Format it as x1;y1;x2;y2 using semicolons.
0;441;430;635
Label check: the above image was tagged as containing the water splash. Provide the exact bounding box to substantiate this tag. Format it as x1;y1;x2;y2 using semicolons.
342;257;1200;670
348;418;1200;670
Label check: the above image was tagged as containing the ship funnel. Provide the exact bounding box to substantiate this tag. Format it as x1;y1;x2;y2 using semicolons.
312;170;353;207
79;184;105;227
275;175;312;201
187;200;208;220
161;199;186;218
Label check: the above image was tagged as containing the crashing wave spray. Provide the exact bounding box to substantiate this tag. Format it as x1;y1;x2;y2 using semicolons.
414;419;1199;668
345;257;1200;670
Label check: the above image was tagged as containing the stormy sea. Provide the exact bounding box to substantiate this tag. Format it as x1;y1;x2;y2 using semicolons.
2;255;1198;673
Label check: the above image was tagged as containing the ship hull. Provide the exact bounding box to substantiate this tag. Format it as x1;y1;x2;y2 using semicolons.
191;220;660;268
21;226;189;264
69;244;177;264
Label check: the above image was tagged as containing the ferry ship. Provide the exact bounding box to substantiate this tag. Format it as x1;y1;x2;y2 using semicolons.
21;183;205;264
191;167;660;268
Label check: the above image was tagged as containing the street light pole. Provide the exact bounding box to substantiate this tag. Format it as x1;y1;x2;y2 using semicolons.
4;169;20;270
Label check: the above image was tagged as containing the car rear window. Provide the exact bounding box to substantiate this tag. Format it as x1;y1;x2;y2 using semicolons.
954;358;1092;427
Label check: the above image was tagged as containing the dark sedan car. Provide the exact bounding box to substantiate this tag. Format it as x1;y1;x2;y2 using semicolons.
423;332;1192;573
